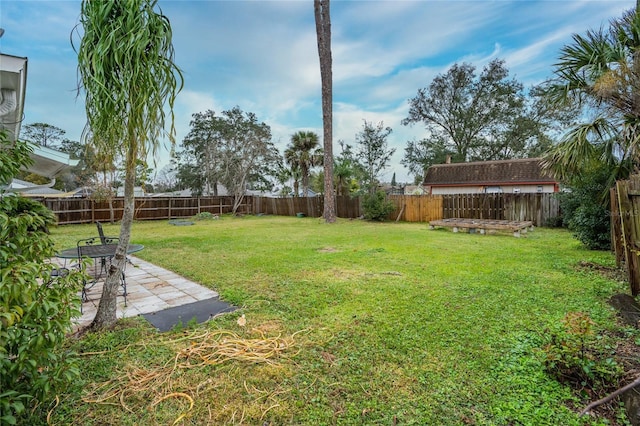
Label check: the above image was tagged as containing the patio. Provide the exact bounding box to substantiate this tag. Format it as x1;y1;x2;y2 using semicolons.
53;255;224;331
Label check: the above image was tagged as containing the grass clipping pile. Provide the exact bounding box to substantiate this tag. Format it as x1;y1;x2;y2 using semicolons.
83;326;304;424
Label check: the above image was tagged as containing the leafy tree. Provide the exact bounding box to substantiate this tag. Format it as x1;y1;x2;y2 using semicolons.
273;162;294;197
175;110;223;196
284;131;322;196
401;59;567;180
17;123;71;185
356;120;395;194
56;138;86;191
314;0;336;222
333;141;364;196
401;136;457;181
117;159;153;190
75;0;182;330
215;107;279;212
542;6;640;187
177;107;279;212
21;122;65;148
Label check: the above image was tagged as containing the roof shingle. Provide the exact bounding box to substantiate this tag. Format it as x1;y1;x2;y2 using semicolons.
423;158;555;186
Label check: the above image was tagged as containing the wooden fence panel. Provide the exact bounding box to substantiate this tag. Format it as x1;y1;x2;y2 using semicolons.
441;193;558;226
616;178;640;296
387;195;443;222
611;186;624;267
443;194;504;221
335;196;361;218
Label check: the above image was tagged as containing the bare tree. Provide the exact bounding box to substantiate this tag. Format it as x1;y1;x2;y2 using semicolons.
314;0;336;223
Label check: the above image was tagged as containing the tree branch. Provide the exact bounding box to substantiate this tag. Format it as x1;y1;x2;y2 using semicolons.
579;375;640;416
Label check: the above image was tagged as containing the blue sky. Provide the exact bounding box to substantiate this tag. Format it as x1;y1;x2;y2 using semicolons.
0;0;632;183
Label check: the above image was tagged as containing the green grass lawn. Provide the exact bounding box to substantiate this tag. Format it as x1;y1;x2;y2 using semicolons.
48;216;634;425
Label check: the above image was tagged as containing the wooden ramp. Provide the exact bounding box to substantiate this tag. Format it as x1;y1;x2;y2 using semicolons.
429;218;534;237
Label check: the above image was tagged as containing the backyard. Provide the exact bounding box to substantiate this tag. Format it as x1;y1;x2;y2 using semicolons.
47;216;636;425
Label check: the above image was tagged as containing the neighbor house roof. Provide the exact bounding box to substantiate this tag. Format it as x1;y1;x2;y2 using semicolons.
423;158;556;187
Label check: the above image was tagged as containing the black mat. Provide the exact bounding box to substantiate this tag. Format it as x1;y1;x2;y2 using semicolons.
142;297;236;332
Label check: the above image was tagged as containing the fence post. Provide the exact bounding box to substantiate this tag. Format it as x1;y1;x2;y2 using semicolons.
611;187;624;267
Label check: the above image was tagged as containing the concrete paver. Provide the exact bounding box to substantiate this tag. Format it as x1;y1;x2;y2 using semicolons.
52;255;218;331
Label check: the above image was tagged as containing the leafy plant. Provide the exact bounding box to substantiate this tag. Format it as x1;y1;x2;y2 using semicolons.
556;165;612;250
193;212;218;221
0;136;83;424
540;312;621;390
362;190;395;221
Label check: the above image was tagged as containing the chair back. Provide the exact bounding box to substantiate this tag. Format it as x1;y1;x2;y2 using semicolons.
96;222;107;244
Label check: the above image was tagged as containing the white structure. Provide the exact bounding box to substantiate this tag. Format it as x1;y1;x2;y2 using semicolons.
1;52;78;186
0;53;27;143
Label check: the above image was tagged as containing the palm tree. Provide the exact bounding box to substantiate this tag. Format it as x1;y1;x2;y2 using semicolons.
542;5;640;185
284;131;323;196
75;0;182;329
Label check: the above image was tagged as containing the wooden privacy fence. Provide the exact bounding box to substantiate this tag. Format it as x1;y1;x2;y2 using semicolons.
37;193;558;226
252;195;362;218
40;196;244;225
387;195;442;222
611;177;640;296
441;193;560;226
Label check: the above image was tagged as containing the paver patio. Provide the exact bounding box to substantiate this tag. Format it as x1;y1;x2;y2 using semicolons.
52;256;219;331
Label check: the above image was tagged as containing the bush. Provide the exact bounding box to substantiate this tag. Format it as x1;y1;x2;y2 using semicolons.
1;137;83;424
362;191;395;221
540;312;621;391
557;166;611;250
193;211;219;221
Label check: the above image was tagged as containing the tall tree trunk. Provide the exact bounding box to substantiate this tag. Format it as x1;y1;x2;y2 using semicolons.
315;0;336;223
302;164;310;197
90;146;135;330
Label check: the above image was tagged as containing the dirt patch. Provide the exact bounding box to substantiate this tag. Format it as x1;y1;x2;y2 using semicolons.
609;294;640;329
576;261;627;282
318;247;339;253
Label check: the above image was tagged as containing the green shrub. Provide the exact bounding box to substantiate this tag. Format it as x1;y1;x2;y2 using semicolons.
362;191;395;221
557;166;611;250
539;312;621;391
193;211;218;221
1;137;83;424
543;215;563;228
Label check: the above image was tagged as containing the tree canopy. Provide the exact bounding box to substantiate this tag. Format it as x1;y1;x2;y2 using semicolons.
542;6;640;185
284;131;322;196
175;107;280;212
355;120;395;194
402;59;571;179
21;123;65;148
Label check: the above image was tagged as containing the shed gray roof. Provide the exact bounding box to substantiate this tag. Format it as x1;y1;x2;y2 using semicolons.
423;158;556;186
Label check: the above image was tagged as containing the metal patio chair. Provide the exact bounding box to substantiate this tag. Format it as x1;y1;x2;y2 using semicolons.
76;236;128;312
